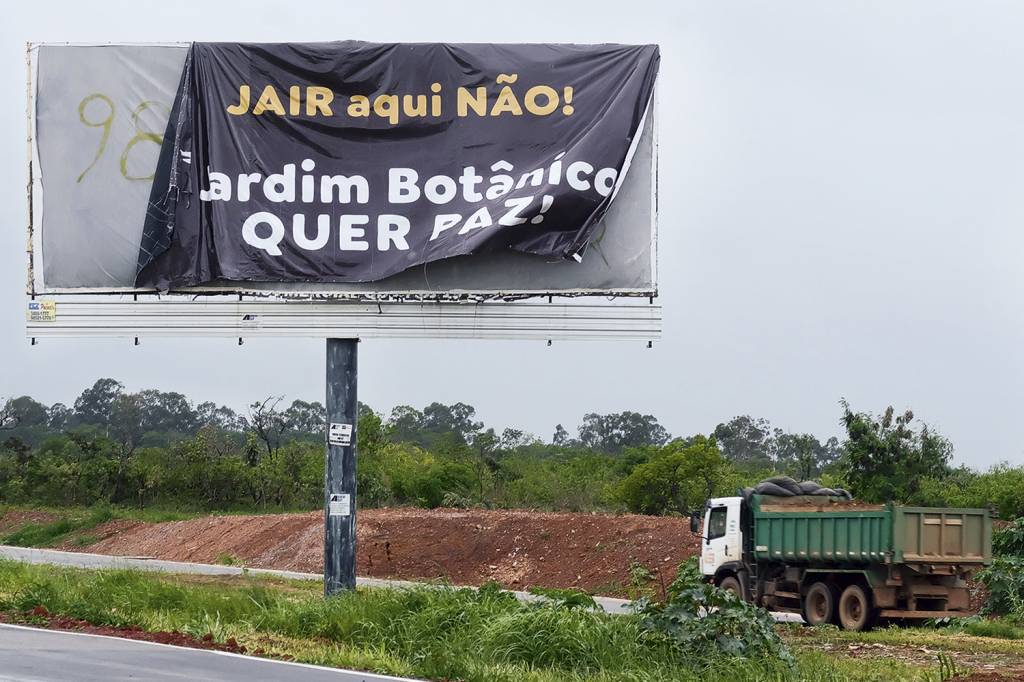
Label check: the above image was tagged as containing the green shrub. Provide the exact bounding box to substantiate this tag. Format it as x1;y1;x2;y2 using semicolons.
961;617;1024;639
994;518;1024;557
526;586;598;611
379;444;477;509
977;556;1024;618
356;469;389;508
933;464;1024;519
615;437;736;515
2;519;78;546
635;557;793;665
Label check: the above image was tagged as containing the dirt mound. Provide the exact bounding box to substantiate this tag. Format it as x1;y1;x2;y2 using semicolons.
0;510;59;536
74;508;700;597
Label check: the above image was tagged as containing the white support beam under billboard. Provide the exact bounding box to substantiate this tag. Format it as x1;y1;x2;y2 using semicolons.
25;300;661;341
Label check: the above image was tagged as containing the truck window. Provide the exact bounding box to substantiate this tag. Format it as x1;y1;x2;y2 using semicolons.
708;506;728;540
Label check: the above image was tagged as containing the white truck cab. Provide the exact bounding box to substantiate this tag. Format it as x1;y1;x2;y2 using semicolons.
697;496;744;579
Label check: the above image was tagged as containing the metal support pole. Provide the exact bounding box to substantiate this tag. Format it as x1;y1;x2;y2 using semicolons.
325;338;358;596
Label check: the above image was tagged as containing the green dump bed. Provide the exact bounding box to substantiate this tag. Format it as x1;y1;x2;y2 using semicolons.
750;495;991;566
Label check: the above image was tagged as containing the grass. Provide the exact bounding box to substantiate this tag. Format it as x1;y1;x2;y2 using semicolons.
958;618;1024;640
0;560;940;682
214;553;239;566
1;506;114;547
0;502;208;525
0;504;302;549
71;535;98;548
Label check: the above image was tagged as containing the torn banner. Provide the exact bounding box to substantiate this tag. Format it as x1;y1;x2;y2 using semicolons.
136;42;659;290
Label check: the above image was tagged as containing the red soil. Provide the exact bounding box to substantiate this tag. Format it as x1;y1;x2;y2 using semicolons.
59;507;701;596
0;510;59;535
0;606;248;653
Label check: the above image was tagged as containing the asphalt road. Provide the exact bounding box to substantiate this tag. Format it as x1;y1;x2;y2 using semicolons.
0;624;417;682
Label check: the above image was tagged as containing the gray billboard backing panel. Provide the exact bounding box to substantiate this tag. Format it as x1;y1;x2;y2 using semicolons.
30;44;656;298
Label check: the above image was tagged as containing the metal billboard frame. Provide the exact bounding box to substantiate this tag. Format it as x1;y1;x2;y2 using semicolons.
25;298;661;342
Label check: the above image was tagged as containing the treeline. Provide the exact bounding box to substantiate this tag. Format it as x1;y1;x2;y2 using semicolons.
1;380;1022;518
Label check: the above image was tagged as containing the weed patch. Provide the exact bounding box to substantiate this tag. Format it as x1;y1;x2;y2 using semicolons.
1;506;113;547
0;559;935;681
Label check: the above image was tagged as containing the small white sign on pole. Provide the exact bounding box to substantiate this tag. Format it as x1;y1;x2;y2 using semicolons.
328;493;351;517
328;422;353;446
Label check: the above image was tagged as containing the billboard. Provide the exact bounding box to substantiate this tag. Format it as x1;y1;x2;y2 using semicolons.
29;43;659;300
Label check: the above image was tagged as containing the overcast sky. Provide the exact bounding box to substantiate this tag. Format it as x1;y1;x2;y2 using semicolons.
2;0;1023;468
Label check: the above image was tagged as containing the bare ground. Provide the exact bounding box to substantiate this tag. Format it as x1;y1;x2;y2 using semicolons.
51;508;700;597
0;510;59;535
784;629;1024;679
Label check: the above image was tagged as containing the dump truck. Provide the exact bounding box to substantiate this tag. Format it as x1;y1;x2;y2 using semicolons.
692;484;991;630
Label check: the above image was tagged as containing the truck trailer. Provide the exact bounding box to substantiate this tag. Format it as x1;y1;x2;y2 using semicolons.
693;488;991;630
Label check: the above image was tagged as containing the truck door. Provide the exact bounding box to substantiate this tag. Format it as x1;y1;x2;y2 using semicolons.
702;500;742;576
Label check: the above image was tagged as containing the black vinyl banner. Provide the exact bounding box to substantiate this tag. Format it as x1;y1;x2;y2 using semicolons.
135;42;659;290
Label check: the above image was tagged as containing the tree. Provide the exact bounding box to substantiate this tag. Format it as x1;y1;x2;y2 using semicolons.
552;423;572;447
615;436;734;515
136;390;198;434
422;402;482;446
577;411;670;454
841;401;952;503
194;422;242;459
283;399;325;435
196;402;247;431
774;433;842;481
47;403;72;430
499;428;532;451
387;405;425;443
109;394;144;451
470;428;500;500
386;402;483;448
712;416;775;470
248;397;288;459
713;416;842;480
0;401;21;431
3;397;49;427
357;403;385;455
73;378;124;429
108;393;145;503
2;436;31;466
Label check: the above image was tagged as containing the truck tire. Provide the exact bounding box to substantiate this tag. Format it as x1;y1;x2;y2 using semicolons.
838;584;876;631
803;582;836;626
719;576;743;601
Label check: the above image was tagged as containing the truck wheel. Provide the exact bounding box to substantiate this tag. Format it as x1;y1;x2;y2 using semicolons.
838;584;876;631
803;582;836;626
719;576;743;601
